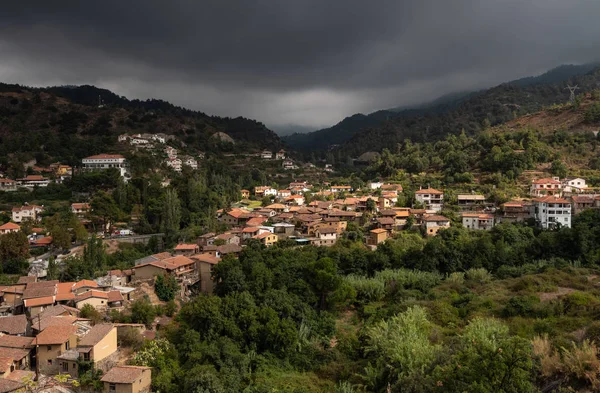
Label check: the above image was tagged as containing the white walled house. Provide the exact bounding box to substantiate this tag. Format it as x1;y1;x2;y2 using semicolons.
415;188;444;212
562;177;587;193
461;213;495;230
367;181;383;190
261;150;273;159
82;154;129;178
166;158;183;172
12;205;44;223
182;156;198;170
534;195;572;229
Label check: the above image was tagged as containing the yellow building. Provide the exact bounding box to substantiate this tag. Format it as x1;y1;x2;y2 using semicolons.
101;366;152;393
34;325;78;375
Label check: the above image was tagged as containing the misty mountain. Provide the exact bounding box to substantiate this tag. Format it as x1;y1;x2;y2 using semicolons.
284;63;600;153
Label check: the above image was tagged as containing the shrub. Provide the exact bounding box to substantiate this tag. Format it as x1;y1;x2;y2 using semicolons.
503;295;541;317
561;340;600;389
585;321;600;344
532;335;561;378
374;269;442;291
118;327;144;351
465;268;493;284
344;275;385;302
446;272;465;285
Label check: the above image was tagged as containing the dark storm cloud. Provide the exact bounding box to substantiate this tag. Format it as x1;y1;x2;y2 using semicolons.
1;0;600;127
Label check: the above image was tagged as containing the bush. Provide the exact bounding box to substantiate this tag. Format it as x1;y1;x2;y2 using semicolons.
80;304;103;324
446;272;465;285
118;327;144;351
503;295;541;317
585;321;600;344
465;268;493;284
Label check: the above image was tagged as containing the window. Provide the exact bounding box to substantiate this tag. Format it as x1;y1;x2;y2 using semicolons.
47;359;52;366
47;346;52;351
62;362;69;372
109;383;116;392
65;341;70;350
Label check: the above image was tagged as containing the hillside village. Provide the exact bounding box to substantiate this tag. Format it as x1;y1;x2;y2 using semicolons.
1;78;600;392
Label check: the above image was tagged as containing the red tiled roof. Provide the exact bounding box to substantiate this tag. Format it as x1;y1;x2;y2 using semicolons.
174;243;198;251
0;316;26;336
534;195;571;204
23;296;55;308
56;282;75;294
84;154;125;159
79;324;114;346
415;188;443;194
532;178;561;185
33;325;77;345
73;280;99;290
0;335;34;349
74;290;109;302
192;253;221;265
108;291;123;303
0;223;20;230
424;215;450;222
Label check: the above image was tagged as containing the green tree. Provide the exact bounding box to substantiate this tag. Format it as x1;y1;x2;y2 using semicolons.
80;304;103;324
91;191;121;234
131;298;157;328
160;189;182;243
47;257;58;280
155;274;179;302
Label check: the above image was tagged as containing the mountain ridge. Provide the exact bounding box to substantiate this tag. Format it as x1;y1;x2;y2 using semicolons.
284;62;600;154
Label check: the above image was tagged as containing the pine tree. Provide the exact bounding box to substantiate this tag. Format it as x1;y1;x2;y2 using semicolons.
160;189;182;243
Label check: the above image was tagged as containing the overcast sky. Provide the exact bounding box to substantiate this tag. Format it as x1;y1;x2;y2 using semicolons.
1;1;600;130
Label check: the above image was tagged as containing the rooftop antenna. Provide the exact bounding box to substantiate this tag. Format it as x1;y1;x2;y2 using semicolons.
565;85;579;103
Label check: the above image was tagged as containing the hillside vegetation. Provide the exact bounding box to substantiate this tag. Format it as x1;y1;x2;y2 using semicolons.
286;64;600;157
0;83;281;167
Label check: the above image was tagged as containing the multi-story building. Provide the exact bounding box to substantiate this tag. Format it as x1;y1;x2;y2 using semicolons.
423;215;451;236
166;157;182;172
82;154;129;178
17;175;50;189
530;178;562;197
461;213;495;230
0;179;17;192
499;200;534;223
533;195;572;229
562;177;587;193
11;205;43;223
415;188;444;212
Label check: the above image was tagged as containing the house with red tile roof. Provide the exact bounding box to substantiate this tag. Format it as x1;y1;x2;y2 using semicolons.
0;223;20;235
415;188;444;212
530;177;562;197
34;325;78;375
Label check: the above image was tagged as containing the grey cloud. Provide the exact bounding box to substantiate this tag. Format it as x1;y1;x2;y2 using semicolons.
1;0;600;127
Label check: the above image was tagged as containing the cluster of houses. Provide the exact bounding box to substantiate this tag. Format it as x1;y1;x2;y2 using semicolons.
164;146;200;172
0;163;73;192
118;133;174;148
0;276;152;393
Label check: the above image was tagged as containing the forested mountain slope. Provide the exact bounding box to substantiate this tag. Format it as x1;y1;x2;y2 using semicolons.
0;83;281;166
285;63;600;156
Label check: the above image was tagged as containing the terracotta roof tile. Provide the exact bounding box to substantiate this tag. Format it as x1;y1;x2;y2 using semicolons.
0;335;34;349
0;316;27;335
79;324;114;347
101;366;151;384
33;325;77;345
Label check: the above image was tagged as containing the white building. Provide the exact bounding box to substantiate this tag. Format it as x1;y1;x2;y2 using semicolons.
12;205;44;223
130;137;150;145
166;158;183;172
17;175;50;189
534;195;572;229
461;213;495;230
0;178;17;192
182;156;198;170
82;154;129;178
275;150;286;160
367;181;383;190
415;188;444;212
254;186;277;197
562;177;587;193
282;160;297;170
117;134;129;143
261;150;273;159
164;146;178;159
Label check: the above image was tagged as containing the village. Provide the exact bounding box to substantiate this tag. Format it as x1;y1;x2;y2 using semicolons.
0;125;598;392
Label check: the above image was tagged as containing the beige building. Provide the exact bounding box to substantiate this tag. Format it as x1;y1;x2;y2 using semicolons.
59;324;117;377
34;325;78;375
132;256;196;281
74;291;109;309
192;253;221;293
252;232;278;247
101;366;152;393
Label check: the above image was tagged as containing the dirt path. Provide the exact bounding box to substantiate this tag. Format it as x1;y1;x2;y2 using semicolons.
539;287;575;302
